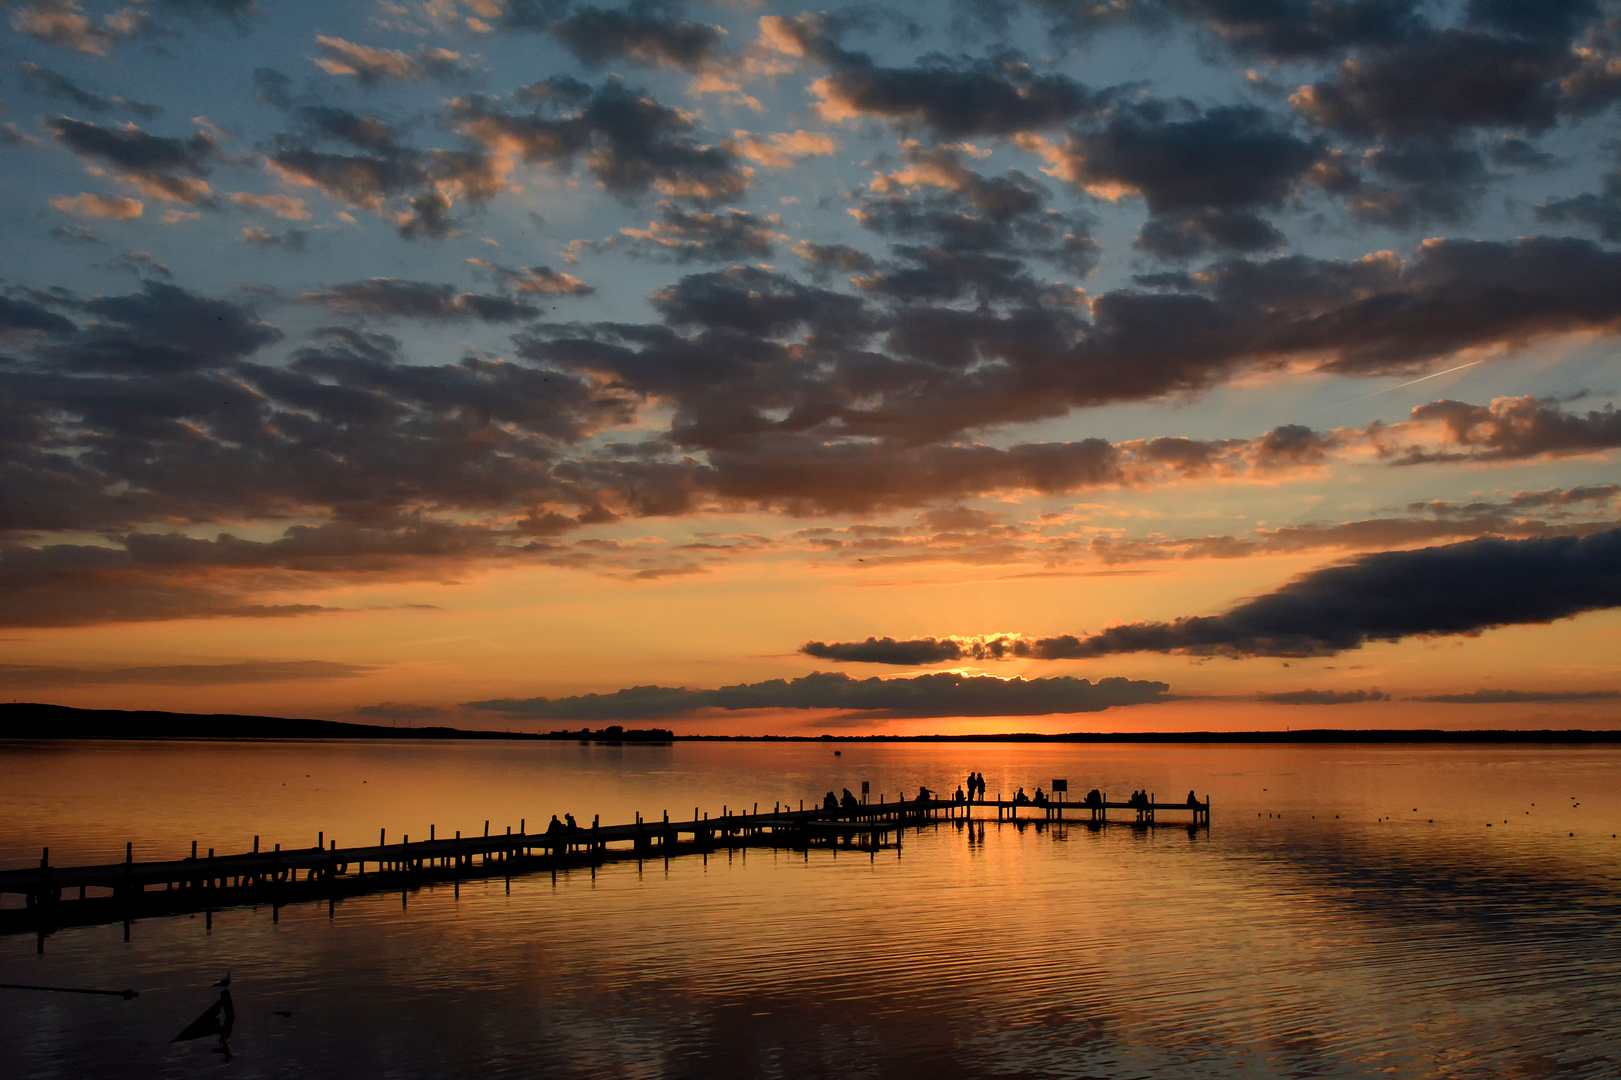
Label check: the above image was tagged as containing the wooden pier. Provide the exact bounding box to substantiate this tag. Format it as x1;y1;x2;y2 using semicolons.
0;793;1208;938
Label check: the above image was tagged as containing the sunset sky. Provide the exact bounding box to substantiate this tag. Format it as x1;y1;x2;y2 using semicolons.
3;0;1620;733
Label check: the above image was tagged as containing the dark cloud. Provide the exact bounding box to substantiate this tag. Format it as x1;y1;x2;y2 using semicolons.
452;77;750;203
1490;134;1559;170
1537;169;1621;241
1042;102;1318;255
519;238;1621;479
1256;688;1390;704
466;259;595;295
791;241;877;274
1394;396;1621;462
241;226;308;250
1412;688;1621;704
17;62;160;117
256;68;498;238
771;19;1107;137
311;36;470;86
354;701;446;720
0;294;76;335
1466;0;1600;43
299;278;541;322
47;115;219;204
0;660;373;687
551;2;728;71
46;280;281;373
617;204;782;262
1030;528;1621;658
465;669;1169;720
813;528;1621;663
1292;31;1575;138
1323;139;1492;227
802;635;1028;665
1151;0;1422;60
851;146;1099;279
113;249;172;278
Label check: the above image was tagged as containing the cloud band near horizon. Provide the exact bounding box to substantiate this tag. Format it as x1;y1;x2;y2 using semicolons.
803;528;1621;662
465;670;1169;720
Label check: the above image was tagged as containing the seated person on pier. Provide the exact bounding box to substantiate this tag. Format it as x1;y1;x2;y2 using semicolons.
546;815;566;835
823;791;838;812
954;785;966;803
1186;790;1198;807
841;788;859;811
564;813;579;831
1085;788;1102;807
1034;787;1047;807
1013;787;1029;805
916;785;931;803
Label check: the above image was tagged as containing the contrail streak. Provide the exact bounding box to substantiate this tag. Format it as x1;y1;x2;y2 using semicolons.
1302;359;1485;418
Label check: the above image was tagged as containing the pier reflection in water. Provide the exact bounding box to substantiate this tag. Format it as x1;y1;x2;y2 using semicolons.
1;740;1619;1078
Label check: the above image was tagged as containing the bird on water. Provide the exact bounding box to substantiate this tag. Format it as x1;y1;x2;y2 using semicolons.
173;973;235;1059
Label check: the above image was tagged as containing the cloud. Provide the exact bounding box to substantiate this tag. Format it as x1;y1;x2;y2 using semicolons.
300;278;541;322
1255;688;1391;704
1411;688;1621;704
1537;168;1621;241
1030;102;1319;256
550;2;729;72
0;294;77;335
230;192;311;219
809;528;1621;663
1391;396;1621;462
0;660;374;687
465;669;1170;720
771;24;1107;136
1030;528;1621;658
802;635;1027;665
241;225;308;250
850;144;1099;280
731;129;835;169
310;36;469;85
48;192;143;219
47;279;282;373
10;0;144;56
46;116;218;204
17;62;160;117
114;249;173;277
1291;25;1592;140
466;259;594;295
353;701;446;720
451;76;751;203
1143;0;1421;60
617;204;783;262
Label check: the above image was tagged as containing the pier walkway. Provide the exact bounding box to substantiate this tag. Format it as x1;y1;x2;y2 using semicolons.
0;793;1208;937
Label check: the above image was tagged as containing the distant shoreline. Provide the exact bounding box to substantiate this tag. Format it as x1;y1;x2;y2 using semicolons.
2;703;1619;744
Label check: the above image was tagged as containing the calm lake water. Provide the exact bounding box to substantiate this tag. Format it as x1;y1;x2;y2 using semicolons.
1;738;1619;1078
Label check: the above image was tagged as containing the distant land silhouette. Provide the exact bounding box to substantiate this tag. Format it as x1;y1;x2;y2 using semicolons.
1;703;1618;743
0;703;673;743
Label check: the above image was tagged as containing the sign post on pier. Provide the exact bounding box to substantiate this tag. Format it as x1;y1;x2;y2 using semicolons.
861;780;869;805
1052;779;1067;805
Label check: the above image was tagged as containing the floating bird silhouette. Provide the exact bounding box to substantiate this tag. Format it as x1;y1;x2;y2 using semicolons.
173;974;235;1058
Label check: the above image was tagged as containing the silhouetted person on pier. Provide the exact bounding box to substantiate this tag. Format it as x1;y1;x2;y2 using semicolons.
823;791;838;812
564;813;578;831
1034;787;1047;807
954;785;966;803
547;815;566;836
1085;788;1101;807
1186;790;1198;807
841;788;858;811
1014;787;1029;805
174;974;234;1060
917;785;931;803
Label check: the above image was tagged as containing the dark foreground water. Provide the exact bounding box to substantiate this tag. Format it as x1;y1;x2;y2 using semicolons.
1;739;1618;1079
